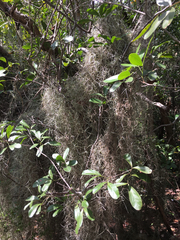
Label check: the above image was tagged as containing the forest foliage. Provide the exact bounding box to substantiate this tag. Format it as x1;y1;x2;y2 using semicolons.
0;0;180;239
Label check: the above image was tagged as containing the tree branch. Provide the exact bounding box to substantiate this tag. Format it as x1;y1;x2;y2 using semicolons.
136;92;169;111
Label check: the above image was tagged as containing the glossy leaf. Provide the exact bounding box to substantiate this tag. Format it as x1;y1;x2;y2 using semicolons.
33;177;50;188
84;176;96;187
133;166;152;174
107;182;120;199
131;173;151;183
124;153;132;167
125;77;134;83
42;180;52;192
36;145;43;157
25;195;39;201
104;74;119;83
144;11;168;39
129;53;143;66
0;57;6;63
115;174;127;183
82;200;89;208
19;120;30;128
63;147;69;160
109;81;122;92
89;98;103;105
9;143;21;150
132;22;152;42
28;204;41;218
47;141;61;146
118;70;131;80
67;160;78;166
6;125;14;139
36;205;42;215
92;182;106;194
84;208;95;221
114;182;127;187
82;169;101;176
162;7;175;29
74;205;83;234
53;209;62;217
0;70;6;77
63;166;71;172
0;147;7;155
128;186;142;211
29;143;38;150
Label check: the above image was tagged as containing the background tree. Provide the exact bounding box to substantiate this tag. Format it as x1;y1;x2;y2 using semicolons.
0;0;180;239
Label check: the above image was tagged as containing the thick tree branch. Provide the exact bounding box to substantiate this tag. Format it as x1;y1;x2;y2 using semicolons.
0;0;41;37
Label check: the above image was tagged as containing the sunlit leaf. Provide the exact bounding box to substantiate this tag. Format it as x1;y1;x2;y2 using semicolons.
63;166;71;172
144;11;168;39
84;208;95;221
109;81;122;92
36;145;43;157
124;153;132;167
118;70;131;80
28;204;41;218
6;125;14;139
92;182;106;194
125;77;134;83
9;143;21;150
82;200;89;208
128;186;142;210
19;120;30;129
84;176;96;187
129;53;143;66
115;174;127;183
133;166;152;174
33;177;50;188
74;205;83;234
107;182;120;199
162;7;175;29
82;169;101;176
104;74;119;83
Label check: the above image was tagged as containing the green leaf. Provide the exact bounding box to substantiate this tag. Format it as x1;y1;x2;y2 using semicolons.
74;205;83;234
131;173;151;183
104;74;119;83
111;36;121;43
89;98;103;105
124;153;132;167
63;148;69;160
9;143;21;150
22;43;31;50
8;135;21;141
114;182;127;187
132;22;152;42
33;178;50;188
82;200;89;208
99;3;108;17
47;204;60;212
29;143;38;150
144;11;168;39
118;70;131;80
84;176;96;188
92;182;106;194
67;160;78;166
78;19;92;24
128;186;142;210
0;57;6;63
42;180;52;192
6;125;14;139
53;209;62;217
125;77;134;83
115;174;127;183
36;145;43;157
0;83;4;91
129;53;143;66
82;169;101;176
20;120;30;128
31;130;41;140
0;147;7;155
156;0;172;7
156;62;166;69
24;202;31;210
25;195;39;201
162;7;175;29
87;8;99;17
48;169;53;179
36;205;42;215
109;81;122;92
133;166;152;174
28;204;41;218
107;182;120;199
63;166;71;172
47;141;61;146
52;154;64;162
84;208;95;221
